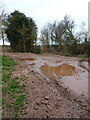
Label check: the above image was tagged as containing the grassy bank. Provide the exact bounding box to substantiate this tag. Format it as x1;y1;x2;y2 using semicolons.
1;56;27;118
64;54;90;58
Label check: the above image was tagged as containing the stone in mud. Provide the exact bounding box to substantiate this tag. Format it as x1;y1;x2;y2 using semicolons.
41;100;48;105
36;101;40;105
44;96;49;100
34;106;38;110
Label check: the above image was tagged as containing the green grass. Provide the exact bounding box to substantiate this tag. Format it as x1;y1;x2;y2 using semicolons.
63;54;89;58
2;56;16;71
1;56;27;118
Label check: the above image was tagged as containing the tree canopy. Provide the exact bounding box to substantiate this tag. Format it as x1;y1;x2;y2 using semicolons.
3;11;89;56
40;15;89;55
5;10;37;52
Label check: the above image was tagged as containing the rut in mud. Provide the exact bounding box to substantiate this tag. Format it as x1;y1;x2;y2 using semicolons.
16;58;35;61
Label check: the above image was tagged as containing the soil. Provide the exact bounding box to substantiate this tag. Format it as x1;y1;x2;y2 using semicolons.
3;53;89;118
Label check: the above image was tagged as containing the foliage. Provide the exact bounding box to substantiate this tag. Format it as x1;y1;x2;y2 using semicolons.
5;10;37;52
2;10;89;56
40;15;89;56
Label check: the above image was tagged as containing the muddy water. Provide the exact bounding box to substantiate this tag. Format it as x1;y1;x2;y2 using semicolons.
41;64;76;78
16;58;35;61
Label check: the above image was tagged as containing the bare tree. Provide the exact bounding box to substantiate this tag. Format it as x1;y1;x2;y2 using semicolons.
0;2;7;46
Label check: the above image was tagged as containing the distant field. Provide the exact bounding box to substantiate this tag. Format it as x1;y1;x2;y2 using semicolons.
0;45;11;53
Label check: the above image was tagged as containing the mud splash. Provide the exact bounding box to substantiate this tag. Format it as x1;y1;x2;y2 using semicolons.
16;58;35;61
41;64;76;78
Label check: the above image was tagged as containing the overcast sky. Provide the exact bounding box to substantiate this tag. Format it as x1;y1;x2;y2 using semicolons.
0;0;89;45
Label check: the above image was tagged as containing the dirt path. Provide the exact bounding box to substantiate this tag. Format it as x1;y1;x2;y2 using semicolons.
4;53;89;118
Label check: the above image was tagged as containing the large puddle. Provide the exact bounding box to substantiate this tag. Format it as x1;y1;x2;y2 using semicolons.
16;58;35;61
41;64;76;78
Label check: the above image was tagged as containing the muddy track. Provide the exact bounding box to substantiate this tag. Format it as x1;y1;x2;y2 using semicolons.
4;53;89;118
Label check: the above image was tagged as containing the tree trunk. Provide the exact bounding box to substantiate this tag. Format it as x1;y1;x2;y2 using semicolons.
2;31;4;46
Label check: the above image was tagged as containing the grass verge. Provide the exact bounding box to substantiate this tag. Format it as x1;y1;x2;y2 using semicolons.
63;54;89;58
1;56;27;118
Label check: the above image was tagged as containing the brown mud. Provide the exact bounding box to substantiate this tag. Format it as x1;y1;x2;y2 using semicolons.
3;53;89;118
16;58;35;61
